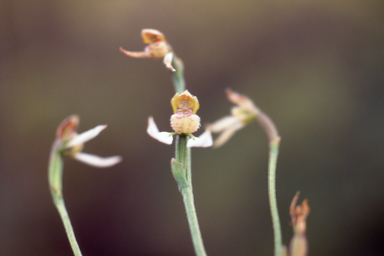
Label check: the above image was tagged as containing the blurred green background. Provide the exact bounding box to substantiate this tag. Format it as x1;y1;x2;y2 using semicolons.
1;0;384;255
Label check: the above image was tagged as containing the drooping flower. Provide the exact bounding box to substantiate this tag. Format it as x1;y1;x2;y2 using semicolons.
208;89;258;147
147;90;212;148
209;89;280;147
120;29;175;71
54;115;122;167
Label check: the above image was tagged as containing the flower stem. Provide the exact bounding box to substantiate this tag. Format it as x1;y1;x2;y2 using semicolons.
171;55;185;94
54;197;83;256
181;186;207;256
173;135;207;256
49;146;83;256
256;110;282;256
268;138;282;256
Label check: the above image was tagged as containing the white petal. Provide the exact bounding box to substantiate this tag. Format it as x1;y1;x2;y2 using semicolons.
163;52;176;71
67;125;107;148
73;152;122;168
213;121;244;148
187;129;213;148
208;116;239;133
147;116;173;145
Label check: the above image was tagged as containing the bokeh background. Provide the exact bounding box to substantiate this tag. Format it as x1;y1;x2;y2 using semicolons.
1;0;384;255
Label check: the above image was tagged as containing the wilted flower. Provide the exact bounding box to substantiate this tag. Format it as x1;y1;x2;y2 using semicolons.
120;29;175;71
147;90;212;148
288;192;310;256
208;89;258;147
54;115;122;167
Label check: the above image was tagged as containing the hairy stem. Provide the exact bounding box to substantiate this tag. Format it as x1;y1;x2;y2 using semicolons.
181;186;207;256
256;110;282;256
268;138;282;256
174;135;207;256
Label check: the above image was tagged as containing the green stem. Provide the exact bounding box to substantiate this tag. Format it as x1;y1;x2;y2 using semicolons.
171;55;185;94
181;186;207;256
48;145;83;256
54;197;83;256
186;147;192;184
256;110;282;256
175;135;188;169
174;135;207;256
268;138;282;256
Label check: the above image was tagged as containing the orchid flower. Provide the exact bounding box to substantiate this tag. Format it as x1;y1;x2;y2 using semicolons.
54;115;122;168
147;90;212;148
120;29;175;71
209;89;280;148
208;89;259;148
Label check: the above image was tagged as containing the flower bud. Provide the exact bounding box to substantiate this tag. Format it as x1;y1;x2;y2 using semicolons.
289;192;310;256
120;29;175;71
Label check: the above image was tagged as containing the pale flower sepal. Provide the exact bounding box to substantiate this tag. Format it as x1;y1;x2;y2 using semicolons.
187;129;213;148
119;47;151;58
73;152;122;168
226;89;259;114
54;115;122;167
147;116;173;145
67;125;107;148
208;116;241;133
163;52;175;72
208;117;244;148
147;116;212;148
208;89;261;148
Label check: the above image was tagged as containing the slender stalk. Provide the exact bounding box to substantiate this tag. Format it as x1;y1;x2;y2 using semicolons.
54;197;83;256
186;147;192;183
268;138;282;256
256;110;282;256
171;55;185;94
181;186;207;256
174;135;207;256
175;135;188;166
49;147;83;256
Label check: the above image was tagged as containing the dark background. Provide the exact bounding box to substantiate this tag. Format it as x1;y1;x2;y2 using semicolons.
1;1;384;255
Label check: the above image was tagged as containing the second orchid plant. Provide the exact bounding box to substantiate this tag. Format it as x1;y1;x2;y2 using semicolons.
48;115;121;256
49;28;310;256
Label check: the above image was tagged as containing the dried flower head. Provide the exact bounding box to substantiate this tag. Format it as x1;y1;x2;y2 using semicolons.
120;29;175;71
